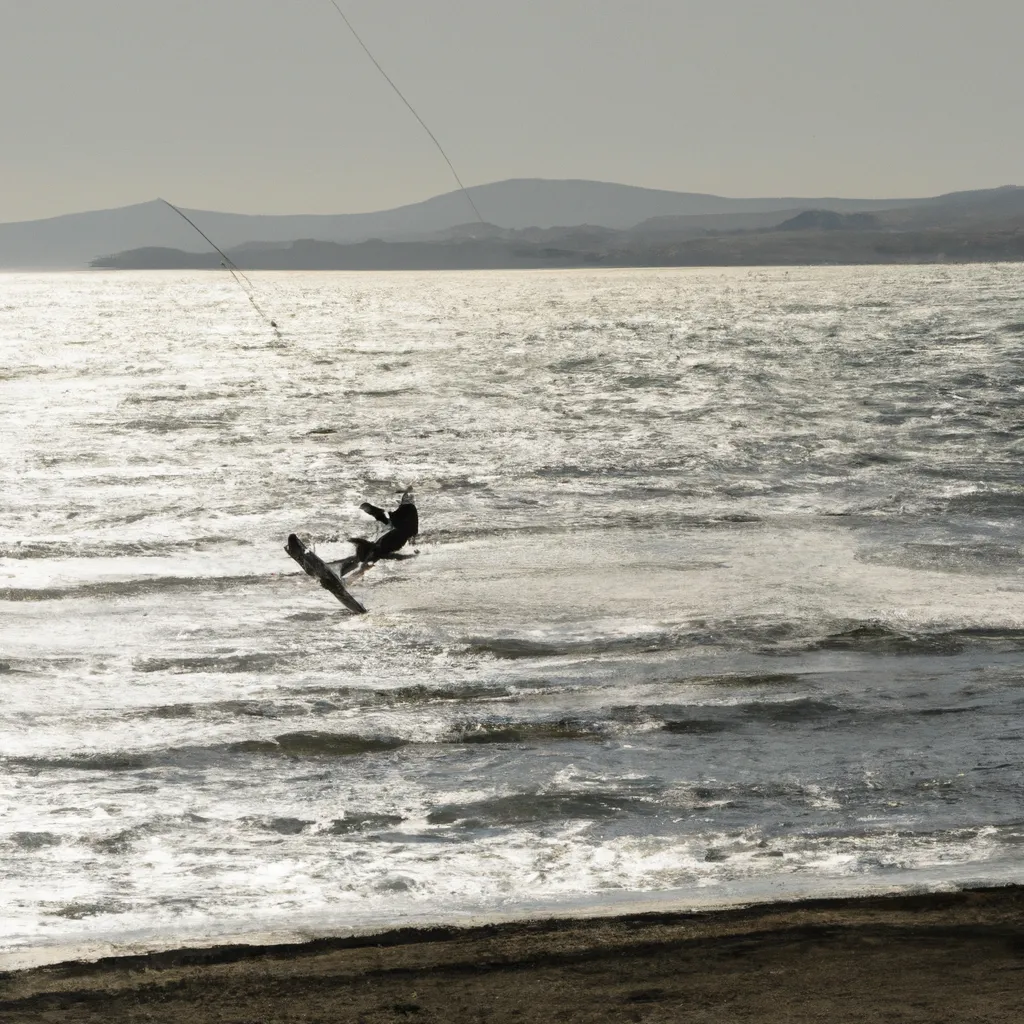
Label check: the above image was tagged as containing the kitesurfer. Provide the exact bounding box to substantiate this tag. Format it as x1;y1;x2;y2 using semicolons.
331;488;418;578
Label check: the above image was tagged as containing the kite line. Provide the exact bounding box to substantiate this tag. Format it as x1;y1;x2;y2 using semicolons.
159;198;281;336
159;5;481;332
322;0;484;225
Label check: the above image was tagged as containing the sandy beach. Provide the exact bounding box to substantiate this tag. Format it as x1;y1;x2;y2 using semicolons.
1;886;1021;1022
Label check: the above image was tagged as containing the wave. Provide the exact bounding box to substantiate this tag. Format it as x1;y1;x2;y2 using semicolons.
0;656;87;675
857;540;1024;577
1;573;275;602
233;732;408;757
52;900;135;920
7;831;62;851
547;355;600;371
737;697;839;723
662;718;732;735
612;372;681;390
241;815;315;835
939;490;1024;519
467;618;1024;662
0;536;252;560
844;450;910;468
239;812;408;835
134;653;288;675
690;671;806;688
2;677;1012;777
127;681;536;724
119;388;241;406
647;698;838;732
357;387;414;398
0;721;608;774
433;474;493;492
116;413;239;433
3;812;410;862
427;789;652;826
0;705;817;776
809;624;1024;656
464;632;694;660
8;752;157;772
424;775;845;828
3;732;408;772
327;812;405;834
447;719;603;744
129;698;310;722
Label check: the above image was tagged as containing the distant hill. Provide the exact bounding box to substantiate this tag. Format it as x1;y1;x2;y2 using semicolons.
777;210;880;231
0;178;941;269
88;184;1024;272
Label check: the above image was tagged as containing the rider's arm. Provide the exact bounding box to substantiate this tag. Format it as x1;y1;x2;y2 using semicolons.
359;502;391;525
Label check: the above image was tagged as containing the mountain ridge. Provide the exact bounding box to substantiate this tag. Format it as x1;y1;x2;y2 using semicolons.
4;177;1010;269
91;184;1024;271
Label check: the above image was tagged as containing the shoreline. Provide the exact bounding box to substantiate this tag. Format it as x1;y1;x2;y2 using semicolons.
7;253;1024;274
5;867;1017;973
3;884;1022;1022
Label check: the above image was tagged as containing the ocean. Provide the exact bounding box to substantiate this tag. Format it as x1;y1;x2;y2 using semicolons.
1;264;1022;967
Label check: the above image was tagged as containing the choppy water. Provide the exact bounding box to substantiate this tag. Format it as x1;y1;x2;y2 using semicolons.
2;265;1023;966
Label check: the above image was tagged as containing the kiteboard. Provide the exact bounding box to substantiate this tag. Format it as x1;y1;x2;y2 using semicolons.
285;534;367;615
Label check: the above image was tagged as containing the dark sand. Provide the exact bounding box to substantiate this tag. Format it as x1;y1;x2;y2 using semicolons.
2;887;1022;1023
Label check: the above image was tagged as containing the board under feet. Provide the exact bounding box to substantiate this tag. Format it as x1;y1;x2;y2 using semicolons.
285;534;367;614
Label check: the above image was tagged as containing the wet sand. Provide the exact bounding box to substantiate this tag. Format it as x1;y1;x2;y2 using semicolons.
2;886;1022;1023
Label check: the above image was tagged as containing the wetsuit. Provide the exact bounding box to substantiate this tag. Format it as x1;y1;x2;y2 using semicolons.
334;494;418;577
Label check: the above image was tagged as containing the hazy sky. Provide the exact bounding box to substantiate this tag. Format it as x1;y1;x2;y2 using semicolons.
1;0;1021;222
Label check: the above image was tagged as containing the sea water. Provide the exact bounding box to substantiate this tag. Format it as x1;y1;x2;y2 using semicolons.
1;264;1023;966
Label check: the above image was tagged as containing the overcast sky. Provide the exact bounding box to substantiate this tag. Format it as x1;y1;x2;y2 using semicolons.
1;0;1021;222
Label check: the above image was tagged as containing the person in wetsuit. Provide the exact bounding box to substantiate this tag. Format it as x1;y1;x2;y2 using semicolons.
332;488;418;578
